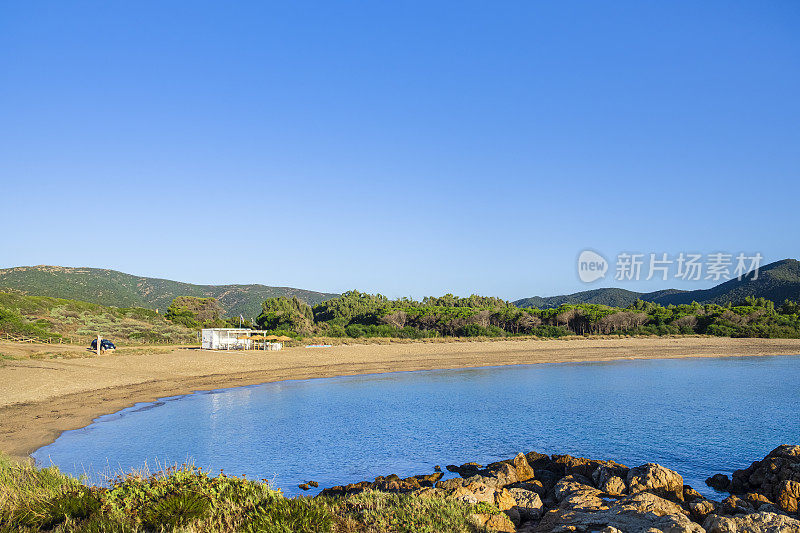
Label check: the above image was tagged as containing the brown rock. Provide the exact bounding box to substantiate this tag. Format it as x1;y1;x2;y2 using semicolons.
470;513;491;527
320;485;344;496
472;511;516;532
414;487;443;499
514;479;547;497
534;491;704;533
549;454;577;476
560;490;607;513
400;477;422;490
703;511;800;533
720;445;800;502
495;488;516;511
552;474;600;502
507;487;544;521
551;454;613;479
451;462;483;478
684;485;704;502
409;472;443;487
513;452;536;481
594;465;628;496
552;455;628;480
722;494;755;515
777;480;800;514
525;451;552;470
491;462;519;488
504;507;521;526
532;469;559;491
706;473;731;492
743;491;773;507
485;513;517;532
627;462;685;501
552;475;606;513
436;477;467;490
322;480;371;496
689;498;717;521
601;476;626;496
463;473;504;490
618;491;689;517
373;479;399;491
770;445;800;460
450;481;496;505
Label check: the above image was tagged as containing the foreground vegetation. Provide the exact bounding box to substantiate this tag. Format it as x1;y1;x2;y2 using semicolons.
253;291;800;340
0;454;495;532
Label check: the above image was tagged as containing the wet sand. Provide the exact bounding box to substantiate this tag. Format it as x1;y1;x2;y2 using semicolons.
2;336;799;461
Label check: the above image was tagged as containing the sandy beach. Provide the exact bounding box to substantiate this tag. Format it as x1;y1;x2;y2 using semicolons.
1;336;799;462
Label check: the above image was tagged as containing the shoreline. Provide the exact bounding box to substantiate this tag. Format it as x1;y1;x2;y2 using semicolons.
2;336;800;462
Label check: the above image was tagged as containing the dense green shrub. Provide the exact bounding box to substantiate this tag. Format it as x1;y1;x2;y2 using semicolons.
345;324;366;338
326;324;347;337
244;290;800;341
342;324;438;339
530;325;573;337
129;331;173;343
706;324;737;337
4;285;800;344
0;307;60;338
312;290;391;324
0;291;198;345
256;297;314;335
164;296;225;329
458;324;505;337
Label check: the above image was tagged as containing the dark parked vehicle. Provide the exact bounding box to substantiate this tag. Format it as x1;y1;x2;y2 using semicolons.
90;339;116;351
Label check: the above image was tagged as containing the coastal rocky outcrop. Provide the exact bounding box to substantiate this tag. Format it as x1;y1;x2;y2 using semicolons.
318;446;800;532
706;445;800;516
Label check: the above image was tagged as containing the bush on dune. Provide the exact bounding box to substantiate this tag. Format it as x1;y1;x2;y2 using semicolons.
0;291;199;346
0;308;60;339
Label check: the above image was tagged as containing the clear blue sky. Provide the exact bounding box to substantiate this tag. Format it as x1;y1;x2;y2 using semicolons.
2;1;798;300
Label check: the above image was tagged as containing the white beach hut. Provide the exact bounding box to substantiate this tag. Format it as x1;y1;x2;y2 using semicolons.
201;328;253;350
200;328;284;351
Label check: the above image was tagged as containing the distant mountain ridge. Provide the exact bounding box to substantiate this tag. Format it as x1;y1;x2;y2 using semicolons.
514;288;645;309
514;259;800;309
0;266;338;319
3;259;798;319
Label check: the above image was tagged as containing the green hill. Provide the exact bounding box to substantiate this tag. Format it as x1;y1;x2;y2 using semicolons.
514;259;800;308
514;288;644;309
0;266;338;319
646;258;800;306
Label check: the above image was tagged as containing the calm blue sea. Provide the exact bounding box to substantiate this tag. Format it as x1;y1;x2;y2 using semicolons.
32;355;800;497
